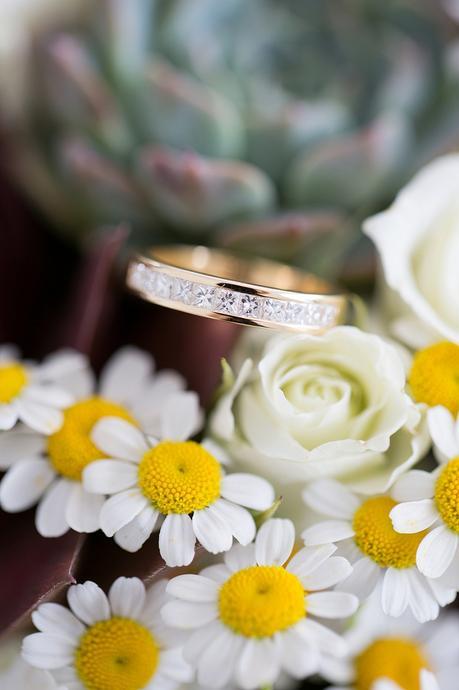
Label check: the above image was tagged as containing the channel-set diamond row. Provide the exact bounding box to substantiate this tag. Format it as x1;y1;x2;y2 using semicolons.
128;262;338;328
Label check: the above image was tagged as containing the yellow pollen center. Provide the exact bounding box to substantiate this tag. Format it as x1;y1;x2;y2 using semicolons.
409;341;459;414
0;363;28;403
218;565;306;637
75;617;159;690
137;440;221;514
435;457;459;533
353;496;428;569
47;397;135;481
355;637;430;690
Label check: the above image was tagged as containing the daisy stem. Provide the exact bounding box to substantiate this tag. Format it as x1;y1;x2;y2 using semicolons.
260;685;273;690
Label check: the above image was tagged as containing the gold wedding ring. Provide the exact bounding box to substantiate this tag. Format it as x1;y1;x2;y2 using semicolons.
126;246;352;332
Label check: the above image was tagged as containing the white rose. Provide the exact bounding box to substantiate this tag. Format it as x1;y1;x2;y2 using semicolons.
364;154;459;349
209;327;428;517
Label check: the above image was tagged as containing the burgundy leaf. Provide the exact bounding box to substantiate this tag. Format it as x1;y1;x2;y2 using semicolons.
0;510;82;634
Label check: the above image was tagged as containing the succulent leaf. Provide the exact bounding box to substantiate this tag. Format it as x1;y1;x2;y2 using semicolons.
137;146;275;232
141;58;244;158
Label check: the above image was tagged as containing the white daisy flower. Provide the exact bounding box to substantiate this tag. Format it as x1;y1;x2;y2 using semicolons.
320;590;459;690
82;415;275;564
0;346;194;538
162;518;359;690
390;406;459;587
22;576;192;690
0;345;83;433
302;479;455;623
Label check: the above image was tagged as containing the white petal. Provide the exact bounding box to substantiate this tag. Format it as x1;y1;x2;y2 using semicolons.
255;518;294;566
22;633;75;670
373;680;403;690
36;479;73;537
160;391;202;440
207;498;255;545
197;628;242;688
100;489;149;537
183;621;224;663
131;370;186;435
83;459;138;494
302;520;355;546
420;670;440;690
199;564;231;584
159;514;196;567
302;480;359;520
224;543;256;572
91;418;147;462
65;484;103;533
32;603;85;642
428;576;456;607
337;557;381;599
0;459;55;512
390;500;438;534
157;647;193;683
99;346;153;405
167;575;219;603
0;428;44;469
114;505;158;552
201;438;231;466
416;526;458;578
0;344;19;360
237;638;281;690
16;399;63;435
391;470;435;502
307;591;358;619
287;544;337;580
405;569;440;623
192;507;233;554
220;473;274;510
67;581;110;625
280;624;319;678
381;568;410;617
428;406;459;459
39;350;90;385
22;384;73;409
109;577;146;618
0;403;19;430
301;618;348;657
161;600;218;629
301;557;353;591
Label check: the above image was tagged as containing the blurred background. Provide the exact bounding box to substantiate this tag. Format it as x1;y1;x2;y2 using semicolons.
1;0;459;664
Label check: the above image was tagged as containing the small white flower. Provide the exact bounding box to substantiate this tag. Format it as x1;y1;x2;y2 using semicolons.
320;591;459;690
0;346;192;538
22;576;192;690
390;406;459;587
162;518;358;690
302;479;455;622
83;415;274;564
0;345;81;434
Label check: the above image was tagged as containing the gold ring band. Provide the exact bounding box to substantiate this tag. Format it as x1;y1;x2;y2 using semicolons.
126;245;351;332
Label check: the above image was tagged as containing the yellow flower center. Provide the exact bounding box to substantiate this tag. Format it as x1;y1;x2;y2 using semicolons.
353;496;427;569
218;565;306;638
47;397;135;481
434;457;459;533
0;363;28;403
137;440;221;514
355;637;429;690
75;617;159;690
409;341;459;414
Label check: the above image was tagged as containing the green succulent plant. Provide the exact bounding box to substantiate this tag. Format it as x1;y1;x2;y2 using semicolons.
11;0;459;277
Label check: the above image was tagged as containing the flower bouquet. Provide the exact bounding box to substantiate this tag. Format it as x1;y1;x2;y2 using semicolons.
1;2;459;690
